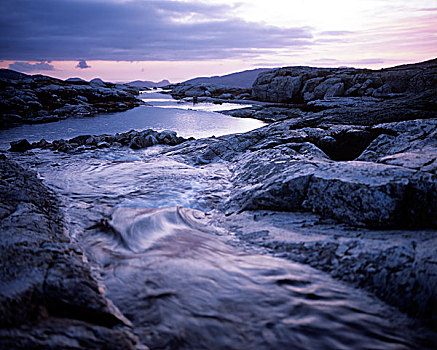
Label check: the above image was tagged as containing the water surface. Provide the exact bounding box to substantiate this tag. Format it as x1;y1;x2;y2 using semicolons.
0;91;264;149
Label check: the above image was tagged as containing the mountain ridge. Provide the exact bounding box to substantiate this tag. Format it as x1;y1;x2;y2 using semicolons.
182;68;274;88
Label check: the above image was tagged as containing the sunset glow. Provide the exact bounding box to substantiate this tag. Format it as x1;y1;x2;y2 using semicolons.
1;0;436;82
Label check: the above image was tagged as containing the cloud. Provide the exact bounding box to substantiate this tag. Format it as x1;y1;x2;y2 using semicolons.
8;61;55;72
343;58;386;66
310;58;339;64
0;0;313;62
350;58;385;65
318;31;354;36
76;59;91;69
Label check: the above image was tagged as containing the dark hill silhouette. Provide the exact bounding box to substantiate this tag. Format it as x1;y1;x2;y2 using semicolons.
182;68;274;88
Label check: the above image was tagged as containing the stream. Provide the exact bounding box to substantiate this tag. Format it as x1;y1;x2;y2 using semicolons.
1;93;435;349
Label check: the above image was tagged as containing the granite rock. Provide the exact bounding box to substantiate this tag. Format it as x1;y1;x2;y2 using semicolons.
0;69;142;129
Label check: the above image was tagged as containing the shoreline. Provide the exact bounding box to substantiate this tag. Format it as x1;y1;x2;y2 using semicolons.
1;58;436;347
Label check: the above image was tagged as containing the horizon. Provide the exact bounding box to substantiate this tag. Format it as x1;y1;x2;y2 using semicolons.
1;0;436;82
1;58;436;85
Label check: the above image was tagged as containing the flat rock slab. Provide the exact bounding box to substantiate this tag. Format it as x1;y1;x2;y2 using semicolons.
229;157;437;229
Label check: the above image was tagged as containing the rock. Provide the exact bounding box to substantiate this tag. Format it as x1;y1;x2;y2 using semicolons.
31;138;50;149
235;93;251;99
379;149;437;172
313;77;342;99
130;135;148;149
27;100;43;109
0;114;22;128
252;58;437;103
97;141;110;148
218;93;232;99
90;78;106;87
226;151;437;228
76;95;88;102
170;82;250;100
324;82;344;98
9;139;32;152
145;134;158;146
166;109;437;230
0;69;142;129
69;135;93;146
0;158;145;349
27;129;187;152
66;77;86;82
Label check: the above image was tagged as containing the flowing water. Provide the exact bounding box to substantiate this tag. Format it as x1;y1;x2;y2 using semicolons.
1;96;436;349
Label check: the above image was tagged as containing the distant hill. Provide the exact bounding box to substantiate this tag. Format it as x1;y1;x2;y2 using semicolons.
182;68;274;88
0;69;29;80
66;77;87;82
126;79;171;89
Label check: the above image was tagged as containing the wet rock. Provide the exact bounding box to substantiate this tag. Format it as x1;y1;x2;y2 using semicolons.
19;129;188;153
97;141;110;148
9;139;32;152
145;134;159;146
31;138;50;149
170;82;250;100
130;135;148;149
0;157;146;349
221;209;437;328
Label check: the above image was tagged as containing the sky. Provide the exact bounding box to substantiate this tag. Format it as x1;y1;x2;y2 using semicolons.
0;0;436;82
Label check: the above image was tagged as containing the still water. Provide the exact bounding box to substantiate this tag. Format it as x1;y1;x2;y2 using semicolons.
0;91;263;149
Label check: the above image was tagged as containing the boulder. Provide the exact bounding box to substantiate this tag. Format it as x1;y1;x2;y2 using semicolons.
228;154;437;228
130;135;148;149
9;139;32;152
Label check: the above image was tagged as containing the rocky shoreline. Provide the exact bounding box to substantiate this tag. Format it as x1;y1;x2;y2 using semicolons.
0;69;143;129
9;129;189;153
163;59;437;327
0;60;437;346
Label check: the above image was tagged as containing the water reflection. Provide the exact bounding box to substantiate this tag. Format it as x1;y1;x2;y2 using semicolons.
0;92;264;149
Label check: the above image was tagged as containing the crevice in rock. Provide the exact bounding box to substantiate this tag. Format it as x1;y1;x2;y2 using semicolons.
315;130;384;161
44;299;123;328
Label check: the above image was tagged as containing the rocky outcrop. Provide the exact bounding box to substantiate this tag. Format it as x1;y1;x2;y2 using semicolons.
9;129;188;153
170;82;251;100
0;156;146;349
252;58;437;103
167;113;437;229
0;69;142;129
165;105;437;326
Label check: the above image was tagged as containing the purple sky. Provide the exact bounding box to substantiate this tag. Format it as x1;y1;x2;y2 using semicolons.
1;0;436;82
